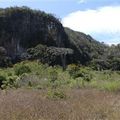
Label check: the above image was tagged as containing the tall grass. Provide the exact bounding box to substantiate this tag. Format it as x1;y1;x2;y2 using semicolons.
0;89;120;120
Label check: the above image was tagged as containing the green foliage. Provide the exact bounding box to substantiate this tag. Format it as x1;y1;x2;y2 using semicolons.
111;58;120;71
2;75;18;89
14;63;31;76
90;44;120;71
0;72;19;89
0;61;120;92
90;59;110;71
65;28;107;65
47;89;66;99
0;75;6;88
27;44;47;59
67;64;80;77
77;68;92;82
67;64;92;81
50;70;58;83
0;47;12;67
0;56;12;67
27;44;73;67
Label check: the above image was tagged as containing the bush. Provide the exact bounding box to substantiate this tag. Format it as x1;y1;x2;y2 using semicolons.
0;75;6;88
90;59;110;71
111;58;120;71
67;64;80;77
50;70;58;83
47;89;66;99
76;68;92;82
0;74;18;89
14;63;31;76
0;47;12;67
67;64;92;81
2;76;18;89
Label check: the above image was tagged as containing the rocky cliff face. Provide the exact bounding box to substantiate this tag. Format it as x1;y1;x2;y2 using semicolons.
0;7;69;59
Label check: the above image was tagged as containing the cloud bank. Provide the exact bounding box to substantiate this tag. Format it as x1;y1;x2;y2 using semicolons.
62;6;120;45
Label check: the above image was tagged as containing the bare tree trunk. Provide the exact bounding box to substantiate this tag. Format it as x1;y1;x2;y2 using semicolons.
61;54;66;70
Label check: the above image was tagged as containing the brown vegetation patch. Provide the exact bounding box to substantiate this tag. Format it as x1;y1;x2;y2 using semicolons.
0;89;120;120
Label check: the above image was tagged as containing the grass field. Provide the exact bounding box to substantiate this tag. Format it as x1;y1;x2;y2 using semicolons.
0;61;120;120
0;89;120;120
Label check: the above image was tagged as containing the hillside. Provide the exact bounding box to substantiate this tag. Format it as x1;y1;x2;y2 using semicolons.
64;28;107;64
0;6;109;67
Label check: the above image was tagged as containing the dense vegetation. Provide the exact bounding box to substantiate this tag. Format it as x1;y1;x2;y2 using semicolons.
65;28;107;64
0;60;120;92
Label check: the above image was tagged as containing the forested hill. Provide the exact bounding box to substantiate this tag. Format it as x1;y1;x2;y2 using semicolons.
0;6;119;70
64;28;107;64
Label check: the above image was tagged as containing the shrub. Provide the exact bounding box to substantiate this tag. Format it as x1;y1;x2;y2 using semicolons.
111;58;120;71
77;68;92;82
50;70;58;83
0;75;6;88
47;89;66;99
67;64;80;77
67;64;92;81
0;47;12;67
90;59;110;71
14;63;31;76
2;76;18;89
0;74;18;89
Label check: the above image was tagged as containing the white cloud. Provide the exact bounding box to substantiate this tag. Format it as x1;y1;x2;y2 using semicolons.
62;6;120;44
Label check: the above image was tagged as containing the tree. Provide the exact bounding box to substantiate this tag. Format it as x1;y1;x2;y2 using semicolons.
0;47;12;67
27;44;73;69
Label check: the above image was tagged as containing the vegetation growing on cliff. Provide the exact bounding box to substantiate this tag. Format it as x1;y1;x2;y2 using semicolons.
1;6;118;69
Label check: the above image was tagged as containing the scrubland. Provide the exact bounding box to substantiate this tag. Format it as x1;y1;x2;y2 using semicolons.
0;61;120;120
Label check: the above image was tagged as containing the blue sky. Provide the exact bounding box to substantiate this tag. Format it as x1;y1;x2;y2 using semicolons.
0;0;120;45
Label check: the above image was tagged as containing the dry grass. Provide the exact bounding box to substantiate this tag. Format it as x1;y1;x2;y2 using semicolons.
0;89;120;120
